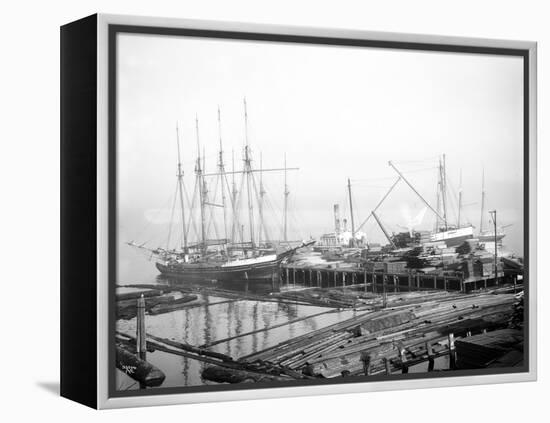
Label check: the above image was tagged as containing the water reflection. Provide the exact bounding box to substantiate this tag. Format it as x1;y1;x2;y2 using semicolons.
116;248;357;389
116;289;356;389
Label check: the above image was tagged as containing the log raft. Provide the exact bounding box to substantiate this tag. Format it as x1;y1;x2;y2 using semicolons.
237;290;520;379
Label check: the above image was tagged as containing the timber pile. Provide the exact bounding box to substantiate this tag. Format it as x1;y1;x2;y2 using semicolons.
239;290;518;378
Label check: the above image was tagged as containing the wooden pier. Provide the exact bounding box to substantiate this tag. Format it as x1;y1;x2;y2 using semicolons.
280;263;517;293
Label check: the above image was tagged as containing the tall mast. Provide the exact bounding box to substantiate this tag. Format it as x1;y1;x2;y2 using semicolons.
489;209;498;283
457;168;463;228
283;153;289;243
176;123;188;253
440;154;448;230
480;168;485;233
243;98;256;249
195;116;206;251
434;177;441;232
217;106;228;243
347;178;356;246
258;153;266;245
231;149;239;243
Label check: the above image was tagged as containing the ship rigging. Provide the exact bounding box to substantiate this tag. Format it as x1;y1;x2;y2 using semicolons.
128;99;313;282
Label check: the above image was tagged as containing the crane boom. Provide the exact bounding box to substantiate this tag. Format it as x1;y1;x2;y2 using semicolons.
388;161;447;226
371;211;396;249
356;176;401;232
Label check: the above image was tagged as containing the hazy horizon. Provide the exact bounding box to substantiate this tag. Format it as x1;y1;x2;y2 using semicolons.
116;33;524;255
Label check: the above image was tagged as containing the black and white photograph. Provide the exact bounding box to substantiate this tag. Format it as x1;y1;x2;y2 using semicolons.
4;0;549;419
111;26;529;395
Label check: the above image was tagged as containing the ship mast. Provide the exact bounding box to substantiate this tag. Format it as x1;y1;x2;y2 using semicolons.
195;116;207;252
480;168;486;234
283;153;289;243
217;106;228;243
434;176;441;232
457;168;463;228
230;149;240;244
440;154;448;231
347;178;356;246
243;98;256;249
176;123;189;253
258;153;266;245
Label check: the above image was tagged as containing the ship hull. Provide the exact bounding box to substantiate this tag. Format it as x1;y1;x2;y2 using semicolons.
156;261;280;282
155;250;296;283
428;226;475;247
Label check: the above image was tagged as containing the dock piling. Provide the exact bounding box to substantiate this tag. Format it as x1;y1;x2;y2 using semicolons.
136;294;146;360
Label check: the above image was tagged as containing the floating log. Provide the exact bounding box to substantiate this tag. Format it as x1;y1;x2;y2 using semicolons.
202;365;292;384
116;336;155;353
148;294;199;314
145;333;233;362
117;295;188;320
199;309;339;349
119;283;174;291
116;289;163;302
115;346;165;387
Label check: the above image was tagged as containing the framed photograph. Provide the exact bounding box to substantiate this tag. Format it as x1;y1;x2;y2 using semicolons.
60;14;537;409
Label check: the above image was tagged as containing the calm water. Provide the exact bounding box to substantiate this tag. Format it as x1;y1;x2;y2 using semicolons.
116;246;360;390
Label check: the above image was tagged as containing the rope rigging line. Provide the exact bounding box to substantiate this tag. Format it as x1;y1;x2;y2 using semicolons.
165;179;179;250
185;178;200;244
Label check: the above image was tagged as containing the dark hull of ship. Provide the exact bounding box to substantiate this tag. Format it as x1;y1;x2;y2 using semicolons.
155;253;293;283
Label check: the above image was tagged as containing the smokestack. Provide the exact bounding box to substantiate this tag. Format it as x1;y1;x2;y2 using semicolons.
334;204;341;234
343;218;348;232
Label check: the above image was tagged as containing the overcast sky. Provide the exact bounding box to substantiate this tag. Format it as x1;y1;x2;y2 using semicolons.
117;32;524;254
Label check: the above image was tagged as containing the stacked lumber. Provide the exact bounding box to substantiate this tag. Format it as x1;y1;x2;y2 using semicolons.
384;261;407;273
239;291;518;378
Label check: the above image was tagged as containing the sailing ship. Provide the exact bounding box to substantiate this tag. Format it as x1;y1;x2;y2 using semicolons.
386;157;511;248
362;157;475;248
424;156;475;246
129;100;313;283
